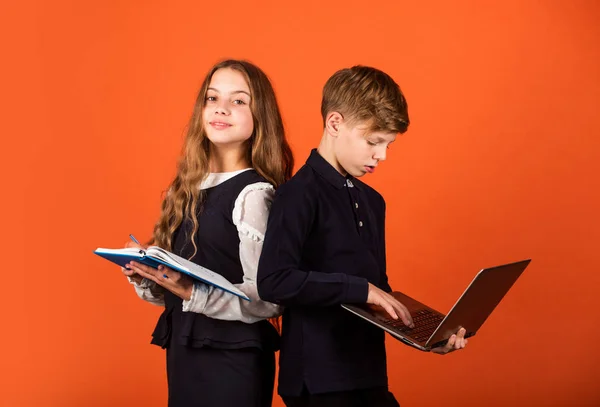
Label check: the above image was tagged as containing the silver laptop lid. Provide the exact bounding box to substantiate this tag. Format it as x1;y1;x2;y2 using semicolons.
425;259;531;347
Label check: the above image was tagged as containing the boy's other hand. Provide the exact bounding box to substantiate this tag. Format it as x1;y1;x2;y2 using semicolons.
431;327;468;354
367;283;414;328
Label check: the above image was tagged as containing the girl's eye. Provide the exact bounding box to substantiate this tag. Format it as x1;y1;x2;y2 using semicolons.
233;99;247;105
206;96;217;102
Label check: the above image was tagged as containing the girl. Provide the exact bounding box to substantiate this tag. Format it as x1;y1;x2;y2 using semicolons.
122;59;294;407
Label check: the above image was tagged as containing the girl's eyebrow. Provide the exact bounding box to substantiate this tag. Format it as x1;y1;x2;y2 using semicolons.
207;87;251;97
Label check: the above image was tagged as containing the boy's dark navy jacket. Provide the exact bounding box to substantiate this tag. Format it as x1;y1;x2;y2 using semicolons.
257;149;393;397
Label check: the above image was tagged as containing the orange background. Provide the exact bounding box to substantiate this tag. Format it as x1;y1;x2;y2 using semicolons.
2;1;599;406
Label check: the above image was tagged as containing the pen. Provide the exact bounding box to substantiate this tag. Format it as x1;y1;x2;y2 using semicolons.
129;234;162;276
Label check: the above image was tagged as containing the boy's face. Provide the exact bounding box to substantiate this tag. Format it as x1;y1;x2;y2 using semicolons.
335;121;397;178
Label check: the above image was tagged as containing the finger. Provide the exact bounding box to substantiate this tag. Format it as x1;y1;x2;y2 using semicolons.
128;263;159;282
458;329;467;348
382;303;399;320
445;334;457;352
153;266;178;287
166;268;182;283
378;297;399;320
121;266;135;276
157;265;172;280
456;329;466;348
133;269;158;284
382;295;413;326
127;263;150;278
392;304;413;327
130;261;159;277
391;300;414;328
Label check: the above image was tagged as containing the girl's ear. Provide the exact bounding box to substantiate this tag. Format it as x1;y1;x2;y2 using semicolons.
325;112;343;137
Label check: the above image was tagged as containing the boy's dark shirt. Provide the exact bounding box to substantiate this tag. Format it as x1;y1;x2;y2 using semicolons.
258;149;393;396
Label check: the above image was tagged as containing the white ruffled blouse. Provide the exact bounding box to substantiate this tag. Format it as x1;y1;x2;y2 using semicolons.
129;168;282;324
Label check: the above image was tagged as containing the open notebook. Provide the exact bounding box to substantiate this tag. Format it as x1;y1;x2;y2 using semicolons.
94;245;250;301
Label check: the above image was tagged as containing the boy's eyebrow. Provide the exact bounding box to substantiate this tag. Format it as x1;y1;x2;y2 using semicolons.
368;136;394;143
207;87;251;97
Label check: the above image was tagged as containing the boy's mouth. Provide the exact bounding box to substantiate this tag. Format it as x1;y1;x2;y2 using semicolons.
364;165;376;174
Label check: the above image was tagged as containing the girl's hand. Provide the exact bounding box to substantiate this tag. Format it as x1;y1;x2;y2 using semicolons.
127;261;194;301
121;241;145;284
121;264;143;281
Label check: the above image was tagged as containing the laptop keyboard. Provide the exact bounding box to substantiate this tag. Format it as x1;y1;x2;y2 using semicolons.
378;309;445;343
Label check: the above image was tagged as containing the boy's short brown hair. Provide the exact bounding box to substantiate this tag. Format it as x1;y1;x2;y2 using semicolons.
321;65;410;134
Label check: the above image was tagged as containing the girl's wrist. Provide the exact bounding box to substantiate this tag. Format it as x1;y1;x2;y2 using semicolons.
128;274;144;285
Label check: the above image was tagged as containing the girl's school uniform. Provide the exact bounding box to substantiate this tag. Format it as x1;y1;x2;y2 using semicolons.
131;169;280;407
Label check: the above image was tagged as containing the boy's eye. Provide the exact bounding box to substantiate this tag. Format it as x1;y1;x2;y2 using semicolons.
367;140;378;146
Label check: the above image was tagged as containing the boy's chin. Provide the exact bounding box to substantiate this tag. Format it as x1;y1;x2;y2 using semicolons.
346;167;367;178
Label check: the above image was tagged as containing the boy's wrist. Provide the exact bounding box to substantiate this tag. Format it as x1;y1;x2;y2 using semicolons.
344;276;369;303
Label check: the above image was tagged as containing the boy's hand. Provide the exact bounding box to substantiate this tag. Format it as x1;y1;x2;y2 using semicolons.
431;328;468;354
367;283;414;328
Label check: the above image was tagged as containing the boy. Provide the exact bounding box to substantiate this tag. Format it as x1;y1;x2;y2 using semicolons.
257;66;467;407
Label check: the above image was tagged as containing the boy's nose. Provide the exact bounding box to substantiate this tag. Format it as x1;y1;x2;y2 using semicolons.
373;147;387;161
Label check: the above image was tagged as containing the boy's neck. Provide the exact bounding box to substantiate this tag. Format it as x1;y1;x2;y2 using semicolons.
209;143;251;173
317;131;347;176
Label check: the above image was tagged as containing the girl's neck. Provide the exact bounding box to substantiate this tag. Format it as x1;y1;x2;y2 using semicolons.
208;143;251;173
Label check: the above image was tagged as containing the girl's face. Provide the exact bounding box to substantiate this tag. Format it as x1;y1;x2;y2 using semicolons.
203;68;254;147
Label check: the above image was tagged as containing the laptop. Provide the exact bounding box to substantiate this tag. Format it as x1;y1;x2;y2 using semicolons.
341;259;530;351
